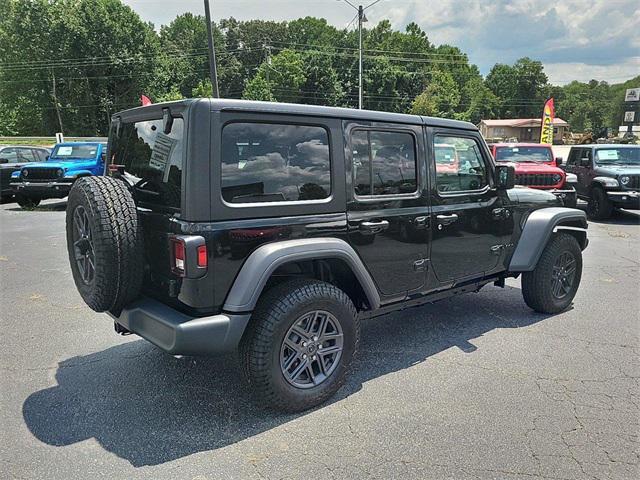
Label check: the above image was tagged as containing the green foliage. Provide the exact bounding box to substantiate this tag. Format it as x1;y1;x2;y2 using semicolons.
410;70;460;118
0;3;635;136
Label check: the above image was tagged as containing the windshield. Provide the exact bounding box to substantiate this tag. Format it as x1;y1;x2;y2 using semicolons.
51;144;100;160
495;146;553;162
594;148;640;165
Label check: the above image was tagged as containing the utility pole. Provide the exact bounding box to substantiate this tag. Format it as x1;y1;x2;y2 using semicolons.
358;5;364;109
341;0;381;109
204;0;220;98
50;68;64;134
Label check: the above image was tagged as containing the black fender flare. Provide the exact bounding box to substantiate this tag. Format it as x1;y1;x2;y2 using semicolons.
223;238;380;312
509;207;588;272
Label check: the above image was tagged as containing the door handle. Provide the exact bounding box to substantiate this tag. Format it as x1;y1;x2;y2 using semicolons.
359;220;389;234
436;214;459;226
414;216;428;228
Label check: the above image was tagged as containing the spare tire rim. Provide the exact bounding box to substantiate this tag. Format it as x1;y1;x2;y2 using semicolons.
72;205;95;285
280;310;344;389
551;251;577;299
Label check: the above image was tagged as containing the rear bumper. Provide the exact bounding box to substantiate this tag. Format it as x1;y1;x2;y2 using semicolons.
11;181;72;197
108;297;251;355
606;190;640;209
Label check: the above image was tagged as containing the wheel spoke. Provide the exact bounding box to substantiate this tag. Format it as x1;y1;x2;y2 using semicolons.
319;345;341;357
291;325;310;341
306;364;317;385
283;351;301;372
290;359;309;382
283;338;302;354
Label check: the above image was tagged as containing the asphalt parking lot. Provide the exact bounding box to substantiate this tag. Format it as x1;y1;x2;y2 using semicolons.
1;199;638;480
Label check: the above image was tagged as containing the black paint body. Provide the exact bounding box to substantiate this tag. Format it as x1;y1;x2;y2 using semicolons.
109;99;561;317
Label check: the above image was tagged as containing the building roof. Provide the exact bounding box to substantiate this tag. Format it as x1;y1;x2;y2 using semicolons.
480;118;569;127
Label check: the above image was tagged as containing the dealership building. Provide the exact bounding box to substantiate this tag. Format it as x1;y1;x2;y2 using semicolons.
478;118;569;143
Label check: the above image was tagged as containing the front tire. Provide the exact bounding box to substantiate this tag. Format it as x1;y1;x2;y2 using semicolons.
16;195;40;209
587;187;613;220
522;233;582;313
240;279;359;412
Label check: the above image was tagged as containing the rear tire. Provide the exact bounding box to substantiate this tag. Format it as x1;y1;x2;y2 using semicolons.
522;233;582;314
65;176;143;314
16;195;40;209
240;279;359;412
587;187;613;220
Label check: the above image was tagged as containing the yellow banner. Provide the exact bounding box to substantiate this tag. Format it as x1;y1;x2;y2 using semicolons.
540;98;555;144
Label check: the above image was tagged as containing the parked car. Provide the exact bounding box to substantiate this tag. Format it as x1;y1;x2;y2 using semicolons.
0;145;50;202
10;142;106;208
563;144;640;219
64;99;588;412
489;143;577;207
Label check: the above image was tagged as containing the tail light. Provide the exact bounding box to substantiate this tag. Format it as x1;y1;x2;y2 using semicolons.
197;245;208;268
170;235;207;278
171;238;186;275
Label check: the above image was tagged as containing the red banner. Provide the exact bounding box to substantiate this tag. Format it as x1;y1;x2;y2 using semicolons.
540;98;554;144
140;94;152;106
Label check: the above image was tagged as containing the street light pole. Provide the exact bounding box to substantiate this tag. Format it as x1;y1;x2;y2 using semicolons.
358;5;363;109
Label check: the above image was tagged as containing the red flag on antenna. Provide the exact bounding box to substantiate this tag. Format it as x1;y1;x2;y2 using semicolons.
140;94;152;106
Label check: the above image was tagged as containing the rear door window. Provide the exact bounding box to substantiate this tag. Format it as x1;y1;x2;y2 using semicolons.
351;129;417;196
110;118;184;211
221;122;331;204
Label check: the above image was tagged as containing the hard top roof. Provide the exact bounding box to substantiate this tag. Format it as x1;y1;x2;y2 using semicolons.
114;98;477;131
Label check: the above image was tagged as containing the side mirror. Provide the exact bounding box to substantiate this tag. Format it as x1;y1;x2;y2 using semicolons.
495;164;515;190
45;155;50;161
555;156;563;166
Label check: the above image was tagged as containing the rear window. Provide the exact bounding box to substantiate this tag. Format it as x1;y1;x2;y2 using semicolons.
51;144;99;160
221;122;331;204
110;118;184;211
495;146;552;162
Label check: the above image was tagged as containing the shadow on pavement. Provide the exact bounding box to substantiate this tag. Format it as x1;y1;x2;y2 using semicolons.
23;285;556;467
575;203;640;226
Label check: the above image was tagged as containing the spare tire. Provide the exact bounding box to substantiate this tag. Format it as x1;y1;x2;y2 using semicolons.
66;176;143;314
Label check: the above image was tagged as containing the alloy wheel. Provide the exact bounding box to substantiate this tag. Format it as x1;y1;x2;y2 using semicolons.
551;251;577;299
72;205;95;285
280;310;344;389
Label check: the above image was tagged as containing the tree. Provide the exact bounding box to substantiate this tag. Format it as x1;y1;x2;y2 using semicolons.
242;49;305;103
410;70;460;118
486;57;548;118
461;77;501;124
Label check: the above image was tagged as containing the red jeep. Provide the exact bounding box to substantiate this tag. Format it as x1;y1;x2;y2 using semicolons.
489;143;577;208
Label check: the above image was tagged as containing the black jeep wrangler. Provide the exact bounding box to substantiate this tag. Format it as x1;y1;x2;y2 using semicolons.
563;144;640;220
66;99;588;411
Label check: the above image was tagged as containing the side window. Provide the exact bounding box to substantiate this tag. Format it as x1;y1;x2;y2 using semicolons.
221;122;331;204
16;148;37;162
0;148;18;163
34;149;49;161
567;149;579;166
434;135;488;193
351;129;417;197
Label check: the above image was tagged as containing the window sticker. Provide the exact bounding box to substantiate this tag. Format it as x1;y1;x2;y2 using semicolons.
597;150;618;160
57;146;73;156
149;132;176;174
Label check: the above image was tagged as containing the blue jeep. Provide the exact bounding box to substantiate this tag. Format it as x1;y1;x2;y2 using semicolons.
11;142;106;208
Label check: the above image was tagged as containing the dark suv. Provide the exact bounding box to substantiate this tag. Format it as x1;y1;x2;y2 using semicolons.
65;99;588;411
563;144;639;219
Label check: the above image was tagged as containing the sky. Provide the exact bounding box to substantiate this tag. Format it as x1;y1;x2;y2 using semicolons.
123;0;640;85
